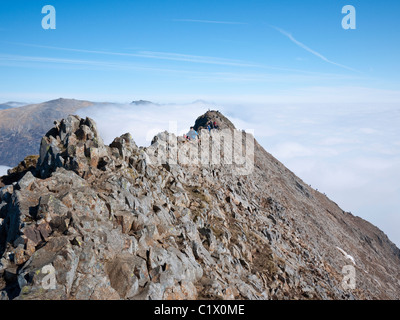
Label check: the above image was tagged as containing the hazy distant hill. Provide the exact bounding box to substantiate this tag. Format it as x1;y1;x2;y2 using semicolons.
0;98;94;166
130;100;156;106
0;102;27;110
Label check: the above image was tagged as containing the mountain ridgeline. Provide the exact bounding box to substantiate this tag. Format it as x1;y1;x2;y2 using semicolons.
0;111;399;300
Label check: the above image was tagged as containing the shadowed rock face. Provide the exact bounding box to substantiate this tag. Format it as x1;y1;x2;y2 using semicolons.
0;113;399;300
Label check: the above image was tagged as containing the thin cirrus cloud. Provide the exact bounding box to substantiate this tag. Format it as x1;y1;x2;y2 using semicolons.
271;26;358;72
0;53;188;74
0;53;362;87
0;53;292;81
135;51;258;67
7;42;346;74
4;43;368;81
6;42;257;67
172;18;247;25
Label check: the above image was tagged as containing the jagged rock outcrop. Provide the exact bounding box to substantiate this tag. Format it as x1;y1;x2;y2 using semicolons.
0;113;399;300
37;115;110;179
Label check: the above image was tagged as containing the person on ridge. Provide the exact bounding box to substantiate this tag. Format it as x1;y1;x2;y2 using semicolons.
187;126;198;141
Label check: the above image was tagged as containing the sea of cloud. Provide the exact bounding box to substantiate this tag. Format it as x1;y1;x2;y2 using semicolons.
0;165;11;177
77;101;400;247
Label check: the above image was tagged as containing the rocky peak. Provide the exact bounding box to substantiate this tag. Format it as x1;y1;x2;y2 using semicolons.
36;115;139;181
193;110;236;131
37;115;108;179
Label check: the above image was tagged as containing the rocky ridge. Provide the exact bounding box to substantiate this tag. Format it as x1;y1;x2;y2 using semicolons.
0;112;399;300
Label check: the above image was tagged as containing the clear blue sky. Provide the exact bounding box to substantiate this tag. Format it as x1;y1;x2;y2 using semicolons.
0;0;400;102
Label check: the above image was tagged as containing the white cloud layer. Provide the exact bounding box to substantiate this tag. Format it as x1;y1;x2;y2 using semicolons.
0;165;11;177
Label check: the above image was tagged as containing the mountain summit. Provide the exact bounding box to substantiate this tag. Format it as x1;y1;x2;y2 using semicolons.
193;110;236;131
0;112;399;300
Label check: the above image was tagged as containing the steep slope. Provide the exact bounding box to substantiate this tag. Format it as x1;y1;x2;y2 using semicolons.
0;98;94;167
0;112;399;300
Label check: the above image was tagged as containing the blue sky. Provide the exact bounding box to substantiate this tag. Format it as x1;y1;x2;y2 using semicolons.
0;0;400;101
0;1;400;247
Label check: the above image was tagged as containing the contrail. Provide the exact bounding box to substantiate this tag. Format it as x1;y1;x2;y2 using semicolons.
272;26;358;72
172;19;246;25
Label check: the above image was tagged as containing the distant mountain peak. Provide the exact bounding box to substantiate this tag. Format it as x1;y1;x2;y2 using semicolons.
45;98;84;104
191;99;212;104
0;101;27;110
130;100;154;106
